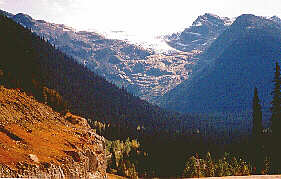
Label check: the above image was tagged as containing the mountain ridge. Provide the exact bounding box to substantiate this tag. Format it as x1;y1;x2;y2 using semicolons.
165;13;233;52
0;13;186;139
4;11;200;101
3;10;280;109
160;14;281;114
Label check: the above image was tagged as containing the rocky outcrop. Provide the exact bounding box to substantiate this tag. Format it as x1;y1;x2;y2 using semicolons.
0;87;107;178
166;13;233;52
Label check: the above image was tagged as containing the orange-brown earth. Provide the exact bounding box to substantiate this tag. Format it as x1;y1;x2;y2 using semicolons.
0;86;106;178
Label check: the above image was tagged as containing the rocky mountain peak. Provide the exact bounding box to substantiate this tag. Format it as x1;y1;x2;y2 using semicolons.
192;13;232;27
232;14;259;25
270;15;281;24
0;10;13;18
166;13;232;52
12;13;35;28
13;13;33;21
229;14;281;33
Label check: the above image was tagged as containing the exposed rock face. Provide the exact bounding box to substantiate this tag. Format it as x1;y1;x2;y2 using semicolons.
5;11;199;102
0;87;106;178
3;10;281;105
165;13;233;52
270;16;281;24
0;10;13;18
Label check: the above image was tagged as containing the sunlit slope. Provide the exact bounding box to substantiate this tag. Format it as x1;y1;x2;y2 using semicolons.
0;87;106;178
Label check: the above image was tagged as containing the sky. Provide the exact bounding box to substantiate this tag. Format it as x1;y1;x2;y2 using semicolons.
1;0;281;41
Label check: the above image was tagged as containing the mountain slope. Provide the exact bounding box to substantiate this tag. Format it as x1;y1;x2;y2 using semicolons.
0;13;184;138
0;86;106;178
0;9;13;18
165;13;233;52
160;14;281;113
6;11;198;101
0;14;206;177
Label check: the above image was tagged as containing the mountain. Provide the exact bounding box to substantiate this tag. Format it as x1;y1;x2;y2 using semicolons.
4;11;199;102
160;14;281;114
165;13;233;52
0;9;13;18
0;13;188;138
1;12;277;177
0;13;203;177
270;16;281;24
0;86;106;178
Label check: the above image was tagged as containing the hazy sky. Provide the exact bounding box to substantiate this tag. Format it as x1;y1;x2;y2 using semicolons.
1;0;281;38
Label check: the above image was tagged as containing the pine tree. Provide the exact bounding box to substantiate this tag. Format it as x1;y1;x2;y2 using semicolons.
251;87;264;174
252;87;263;137
271;62;281;136
270;62;281;173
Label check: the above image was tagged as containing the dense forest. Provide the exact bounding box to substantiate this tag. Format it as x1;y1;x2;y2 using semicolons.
0;13;281;178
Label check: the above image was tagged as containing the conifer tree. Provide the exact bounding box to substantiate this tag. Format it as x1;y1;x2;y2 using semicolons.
270;62;281;173
271;62;281;136
252;87;263;137
252;88;264;174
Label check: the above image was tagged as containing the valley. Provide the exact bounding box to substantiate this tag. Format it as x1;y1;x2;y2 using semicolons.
7;11;203;102
11;10;280;114
0;5;281;178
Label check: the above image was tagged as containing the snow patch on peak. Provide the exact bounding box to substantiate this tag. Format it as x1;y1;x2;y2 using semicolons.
193;21;202;27
100;30;177;53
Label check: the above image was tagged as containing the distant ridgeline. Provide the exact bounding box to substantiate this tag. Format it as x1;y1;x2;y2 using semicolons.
161;14;281;118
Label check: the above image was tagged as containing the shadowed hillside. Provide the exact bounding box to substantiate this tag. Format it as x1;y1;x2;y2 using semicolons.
0;13;181;139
